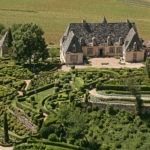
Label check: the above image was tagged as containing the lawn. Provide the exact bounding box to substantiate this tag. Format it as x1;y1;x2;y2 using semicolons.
31;87;55;107
0;0;150;45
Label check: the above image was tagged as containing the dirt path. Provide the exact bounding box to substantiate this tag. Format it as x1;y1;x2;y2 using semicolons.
89;89;150;100
24;80;31;91
17;80;31;96
0;146;13;150
43;113;48;121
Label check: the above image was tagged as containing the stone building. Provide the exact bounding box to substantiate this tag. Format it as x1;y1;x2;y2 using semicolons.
60;18;147;64
0;32;8;57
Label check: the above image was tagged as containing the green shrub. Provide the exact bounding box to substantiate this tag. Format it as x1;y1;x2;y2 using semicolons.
48;133;59;142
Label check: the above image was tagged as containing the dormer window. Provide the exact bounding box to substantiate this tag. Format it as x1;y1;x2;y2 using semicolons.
72;44;76;53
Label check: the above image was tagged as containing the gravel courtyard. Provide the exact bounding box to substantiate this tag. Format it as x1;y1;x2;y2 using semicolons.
61;58;145;71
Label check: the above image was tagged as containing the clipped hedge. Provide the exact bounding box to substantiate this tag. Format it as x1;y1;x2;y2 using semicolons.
26;83;54;96
27;139;84;150
105;90;150;95
74;77;84;89
97;84;150;91
14;143;46;150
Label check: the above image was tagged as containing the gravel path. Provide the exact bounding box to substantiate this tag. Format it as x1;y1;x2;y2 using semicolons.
60;58;144;71
90;89;150;100
0;146;13;150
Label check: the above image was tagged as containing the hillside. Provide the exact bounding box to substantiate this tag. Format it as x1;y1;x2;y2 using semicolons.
0;0;150;44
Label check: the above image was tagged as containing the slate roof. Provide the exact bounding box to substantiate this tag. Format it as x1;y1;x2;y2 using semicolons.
124;28;143;51
61;18;143;53
62;31;82;53
0;32;8;48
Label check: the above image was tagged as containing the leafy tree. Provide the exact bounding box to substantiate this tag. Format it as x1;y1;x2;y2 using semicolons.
7;28;13;47
49;49;57;62
4;112;9;143
57;105;88;139
146;57;150;78
0;23;5;34
84;91;89;103
12;23;49;65
127;78;143;115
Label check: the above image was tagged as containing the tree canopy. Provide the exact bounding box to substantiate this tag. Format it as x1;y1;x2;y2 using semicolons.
12;23;49;65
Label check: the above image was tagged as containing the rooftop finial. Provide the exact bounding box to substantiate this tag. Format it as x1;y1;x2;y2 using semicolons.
126;19;130;24
126;19;132;28
82;20;87;24
102;17;107;24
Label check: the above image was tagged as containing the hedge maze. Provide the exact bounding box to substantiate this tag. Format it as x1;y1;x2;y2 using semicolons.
1;55;150;149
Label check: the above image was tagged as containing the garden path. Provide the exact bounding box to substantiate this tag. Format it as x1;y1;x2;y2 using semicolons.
17;80;31;96
0;146;13;150
43;113;48;121
24;80;31;91
89;89;150;105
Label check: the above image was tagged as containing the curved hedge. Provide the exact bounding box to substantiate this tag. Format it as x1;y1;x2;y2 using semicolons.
97;84;150;91
27;139;84;150
26;83;54;96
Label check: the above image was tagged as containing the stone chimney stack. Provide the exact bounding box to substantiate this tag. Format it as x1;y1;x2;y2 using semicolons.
119;37;124;45
82;20;87;27
92;37;97;46
107;36;111;46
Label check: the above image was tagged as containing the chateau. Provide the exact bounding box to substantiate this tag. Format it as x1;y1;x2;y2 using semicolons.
60;18;150;64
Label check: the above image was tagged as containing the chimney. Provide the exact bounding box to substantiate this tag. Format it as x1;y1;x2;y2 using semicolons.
82;20;87;27
119;37;124;45
92;37;97;46
107;36;111;46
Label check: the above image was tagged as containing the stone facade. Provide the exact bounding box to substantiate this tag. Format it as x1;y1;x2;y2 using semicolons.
60;18;148;64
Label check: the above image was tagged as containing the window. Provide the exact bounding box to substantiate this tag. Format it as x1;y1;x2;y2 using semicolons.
116;47;122;53
70;55;78;63
87;48;93;55
109;47;114;53
72;44;76;53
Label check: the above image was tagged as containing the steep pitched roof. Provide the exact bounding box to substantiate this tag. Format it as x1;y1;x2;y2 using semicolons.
61;20;136;47
123;28;143;51
62;31;82;53
0;32;8;47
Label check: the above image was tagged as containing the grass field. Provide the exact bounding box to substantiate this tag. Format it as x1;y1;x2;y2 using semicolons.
0;0;150;45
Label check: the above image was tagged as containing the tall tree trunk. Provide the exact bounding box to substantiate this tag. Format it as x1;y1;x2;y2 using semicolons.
29;57;32;66
4;112;9;143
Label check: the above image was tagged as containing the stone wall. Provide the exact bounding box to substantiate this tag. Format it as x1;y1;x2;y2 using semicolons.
65;52;83;64
125;50;145;62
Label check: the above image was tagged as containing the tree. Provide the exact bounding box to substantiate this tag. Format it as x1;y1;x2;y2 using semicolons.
12;23;49;65
7;28;13;47
4;112;9;143
127;78;143;115
146;57;150;78
57;105;88;139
